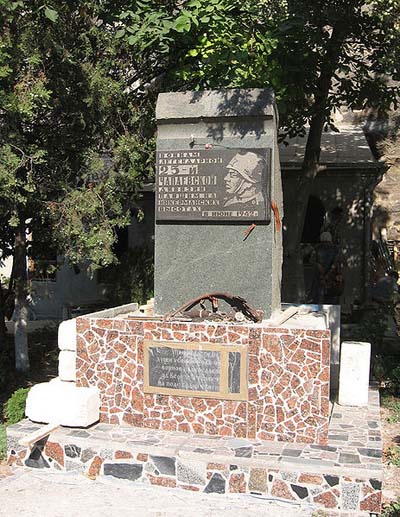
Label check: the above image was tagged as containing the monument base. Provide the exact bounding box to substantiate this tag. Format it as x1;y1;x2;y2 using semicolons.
74;307;331;445
7;389;382;514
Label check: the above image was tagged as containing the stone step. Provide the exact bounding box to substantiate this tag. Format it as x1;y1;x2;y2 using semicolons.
7;389;383;515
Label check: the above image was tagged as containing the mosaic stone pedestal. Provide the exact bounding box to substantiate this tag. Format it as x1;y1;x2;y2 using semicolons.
7;389;383;514
75;315;331;444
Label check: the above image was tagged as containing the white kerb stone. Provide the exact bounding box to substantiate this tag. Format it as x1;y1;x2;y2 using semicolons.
338;341;371;407
58;350;76;382
58;319;77;351
25;378;100;427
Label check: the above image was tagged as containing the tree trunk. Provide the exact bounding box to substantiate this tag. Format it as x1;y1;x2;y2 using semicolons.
282;26;346;303
14;223;30;372
0;278;7;345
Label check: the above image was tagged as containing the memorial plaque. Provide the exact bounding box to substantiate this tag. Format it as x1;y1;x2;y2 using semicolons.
144;341;247;400
156;148;271;222
148;347;221;392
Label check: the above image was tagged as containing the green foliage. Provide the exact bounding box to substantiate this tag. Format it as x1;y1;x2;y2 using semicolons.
117;0;283;94
387;366;400;396
354;304;393;349
117;0;400;139
372;356;400;393
101;247;154;306
382;498;400;517
3;387;29;425
0;1;151;272
382;393;400;423
385;445;400;467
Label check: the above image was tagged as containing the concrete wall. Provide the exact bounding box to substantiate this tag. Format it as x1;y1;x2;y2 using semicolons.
30;260;107;320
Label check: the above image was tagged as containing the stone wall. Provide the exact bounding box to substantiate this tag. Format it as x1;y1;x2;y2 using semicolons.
76;317;330;444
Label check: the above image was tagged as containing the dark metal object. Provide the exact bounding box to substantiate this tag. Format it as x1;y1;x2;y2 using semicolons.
164;292;263;323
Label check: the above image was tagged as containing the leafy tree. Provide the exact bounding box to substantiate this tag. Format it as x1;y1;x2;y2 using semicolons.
116;0;400;299
0;1;151;370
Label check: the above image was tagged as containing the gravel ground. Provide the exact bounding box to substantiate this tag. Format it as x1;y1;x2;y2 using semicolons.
0;467;318;517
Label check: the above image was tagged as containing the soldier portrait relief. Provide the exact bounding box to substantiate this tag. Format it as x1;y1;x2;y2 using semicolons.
223;152;265;208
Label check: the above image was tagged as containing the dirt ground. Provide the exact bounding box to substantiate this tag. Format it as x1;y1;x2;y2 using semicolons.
381;406;400;505
0;468;317;517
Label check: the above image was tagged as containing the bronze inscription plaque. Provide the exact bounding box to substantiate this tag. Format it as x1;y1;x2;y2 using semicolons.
144;341;247;400
156;148;271;222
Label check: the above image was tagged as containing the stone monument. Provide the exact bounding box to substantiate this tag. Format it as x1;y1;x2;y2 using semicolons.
154;88;283;319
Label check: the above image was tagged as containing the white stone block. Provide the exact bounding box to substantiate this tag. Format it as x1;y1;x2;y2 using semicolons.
58;350;76;382
58;319;77;351
338;341;371;407
25;378;100;427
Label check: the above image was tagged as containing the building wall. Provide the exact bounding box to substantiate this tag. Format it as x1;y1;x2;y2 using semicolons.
0;256;13;278
373;166;400;241
282;168;378;308
30;260;106;320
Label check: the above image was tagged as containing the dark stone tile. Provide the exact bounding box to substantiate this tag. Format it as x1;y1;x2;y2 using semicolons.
339;453;361;464
324;475;339;487
234;447;252;458
282;449;302;458
291;484;308;499
204;473;226;494
67;430;90;438
150;456;176;476
93;424;112;431
64;445;81;458
25;446;50;469
358;448;382;458
81;448;97;463
370;478;382;490
128;440;159;446
367;421;378;429
331;413;342;418
328;434;348;441
103;463;143;481
230;465;238;470
310;445;337;452
193;448;214;454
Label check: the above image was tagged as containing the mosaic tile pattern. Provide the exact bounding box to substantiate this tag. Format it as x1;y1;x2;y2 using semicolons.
75;318;330;443
7;390;382;514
